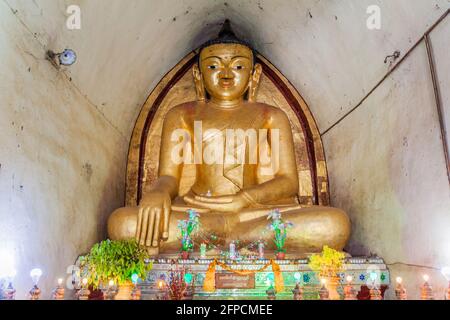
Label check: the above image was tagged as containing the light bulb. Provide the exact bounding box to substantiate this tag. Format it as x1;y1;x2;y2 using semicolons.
346;275;353;283
157;280;165;289
441;267;450;281
7;269;17;281
58;278;63;286
423;274;429;282
369;271;378;282
131;273;139;284
58;49;77;66
184;273;193;284
30;268;43;285
82;278;88;286
294;272;301;281
108;280;115;287
396;277;403;284
321;278;327;285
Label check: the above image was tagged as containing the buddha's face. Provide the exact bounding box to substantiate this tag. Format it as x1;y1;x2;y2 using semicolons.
199;43;253;102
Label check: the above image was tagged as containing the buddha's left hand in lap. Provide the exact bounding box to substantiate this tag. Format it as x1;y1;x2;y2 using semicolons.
183;193;250;213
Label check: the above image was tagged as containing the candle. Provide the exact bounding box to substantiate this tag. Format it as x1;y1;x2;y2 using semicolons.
344;275;357;300
420;274;434;300
200;243;207;259
30;268;43;286
258;241;265;259
131;273;139;285
78;278;90;300
52;278;65;300
442;267;450;300
229;241;236;260
395;276;407;300
319;278;329;300
346;275;353;283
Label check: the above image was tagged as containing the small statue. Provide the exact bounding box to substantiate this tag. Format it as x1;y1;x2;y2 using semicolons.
77;278;90;300
319;280;329;300
369;284;382;300
394;277;407;300
420;275;434;300
344;276;357;300
1;282;16;300
29;285;41;300
29;268;42;300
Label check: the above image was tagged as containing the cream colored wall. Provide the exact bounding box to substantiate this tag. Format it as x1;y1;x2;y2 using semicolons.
223;0;449;133
323;21;450;300
5;0;228;138
0;0;127;298
1;0;449;299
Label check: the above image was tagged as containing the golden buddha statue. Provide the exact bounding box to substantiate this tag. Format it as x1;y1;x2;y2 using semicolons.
108;20;351;256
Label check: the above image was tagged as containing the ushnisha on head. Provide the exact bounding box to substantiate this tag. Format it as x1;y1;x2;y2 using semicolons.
193;19;262;104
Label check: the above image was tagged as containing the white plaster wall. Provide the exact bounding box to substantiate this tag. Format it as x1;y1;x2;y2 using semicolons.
0;0;127;298
323;41;450;299
4;0;228;138
221;0;449;133
1;0;449;299
430;15;450;156
5;0;448;136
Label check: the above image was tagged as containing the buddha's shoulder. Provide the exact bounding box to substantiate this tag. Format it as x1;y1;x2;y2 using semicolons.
247;102;289;119
164;101;198;119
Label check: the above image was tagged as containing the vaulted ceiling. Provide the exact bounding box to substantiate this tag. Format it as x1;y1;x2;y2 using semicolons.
5;0;448;138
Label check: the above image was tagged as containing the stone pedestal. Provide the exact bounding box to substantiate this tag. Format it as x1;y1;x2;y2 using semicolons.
140;256;390;300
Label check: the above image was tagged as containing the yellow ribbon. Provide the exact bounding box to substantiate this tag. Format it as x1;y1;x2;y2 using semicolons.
203;259;284;293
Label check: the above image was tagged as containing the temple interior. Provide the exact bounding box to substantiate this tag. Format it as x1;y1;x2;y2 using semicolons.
0;0;449;300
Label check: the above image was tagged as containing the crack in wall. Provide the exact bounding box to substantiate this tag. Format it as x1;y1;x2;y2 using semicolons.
320;9;449;137
386;262;442;271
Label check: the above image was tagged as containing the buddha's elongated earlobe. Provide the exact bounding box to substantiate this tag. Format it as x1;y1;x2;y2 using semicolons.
193;64;206;102
248;63;262;102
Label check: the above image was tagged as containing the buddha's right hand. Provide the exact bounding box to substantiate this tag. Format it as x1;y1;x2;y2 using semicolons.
136;191;171;247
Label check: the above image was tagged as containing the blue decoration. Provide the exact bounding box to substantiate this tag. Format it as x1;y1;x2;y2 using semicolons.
303;274;310;283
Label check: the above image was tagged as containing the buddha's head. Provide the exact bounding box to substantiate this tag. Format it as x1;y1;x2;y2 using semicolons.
194;20;262;103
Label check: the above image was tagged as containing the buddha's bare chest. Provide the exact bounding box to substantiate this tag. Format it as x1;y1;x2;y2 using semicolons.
183;108;268;134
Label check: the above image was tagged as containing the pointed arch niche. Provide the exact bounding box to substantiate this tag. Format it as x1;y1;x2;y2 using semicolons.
125;51;330;207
